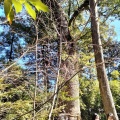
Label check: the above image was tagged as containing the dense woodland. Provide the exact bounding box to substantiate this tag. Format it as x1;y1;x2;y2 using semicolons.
0;0;120;120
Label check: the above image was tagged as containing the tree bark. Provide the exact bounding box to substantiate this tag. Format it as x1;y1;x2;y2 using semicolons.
46;0;81;119
63;56;81;120
89;0;119;120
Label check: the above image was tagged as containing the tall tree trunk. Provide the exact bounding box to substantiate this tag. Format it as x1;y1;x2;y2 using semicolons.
89;0;119;119
63;56;81;120
46;0;81;119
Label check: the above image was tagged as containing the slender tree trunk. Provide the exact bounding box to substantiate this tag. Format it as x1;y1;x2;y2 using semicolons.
46;0;81;119
89;0;118;119
33;22;38;120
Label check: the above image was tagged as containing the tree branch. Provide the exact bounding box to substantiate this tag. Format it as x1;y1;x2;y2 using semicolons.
68;0;89;26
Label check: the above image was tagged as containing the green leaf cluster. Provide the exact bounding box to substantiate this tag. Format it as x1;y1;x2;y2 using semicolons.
3;0;49;24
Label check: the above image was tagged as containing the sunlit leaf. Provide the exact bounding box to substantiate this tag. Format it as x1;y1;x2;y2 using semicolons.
24;2;36;19
28;0;49;12
4;0;12;17
12;0;22;13
28;0;39;2
19;0;25;4
4;0;14;24
7;8;14;24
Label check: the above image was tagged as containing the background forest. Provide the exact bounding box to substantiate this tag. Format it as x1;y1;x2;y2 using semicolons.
0;0;120;120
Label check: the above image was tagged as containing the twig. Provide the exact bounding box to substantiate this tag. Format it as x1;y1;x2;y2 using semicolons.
0;49;29;75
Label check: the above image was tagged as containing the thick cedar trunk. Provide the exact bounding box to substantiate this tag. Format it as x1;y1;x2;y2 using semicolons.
63;56;81;120
46;0;81;119
89;0;118;119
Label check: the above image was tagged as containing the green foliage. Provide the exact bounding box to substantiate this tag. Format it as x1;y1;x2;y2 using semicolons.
3;0;49;24
0;64;64;119
79;79;120;120
0;65;33;119
110;80;120;111
79;79;104;120
111;70;120;80
0;100;33;120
